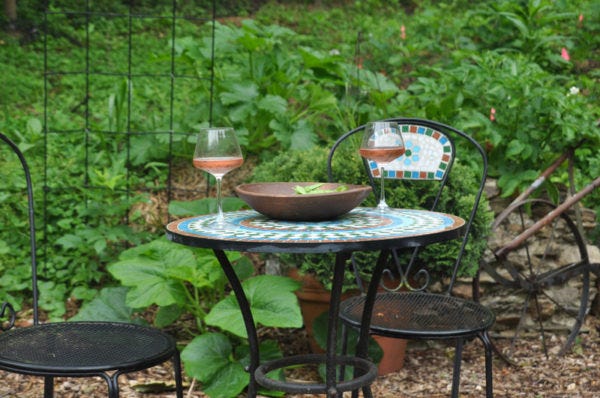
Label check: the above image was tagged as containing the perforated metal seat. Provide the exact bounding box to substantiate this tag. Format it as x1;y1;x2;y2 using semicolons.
340;292;495;338
0;322;178;373
0;132;183;398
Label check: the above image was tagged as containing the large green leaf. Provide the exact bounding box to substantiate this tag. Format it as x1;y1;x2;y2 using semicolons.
236;340;286;397
108;240;199;308
181;333;248;398
181;333;233;380
109;259;188;308
220;82;259;105
289;120;316;150
69;286;144;324
257;94;287;115
202;362;248;398
205;275;302;338
154;304;184;328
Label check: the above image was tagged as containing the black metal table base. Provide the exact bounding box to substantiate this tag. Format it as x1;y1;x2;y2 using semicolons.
255;353;377;396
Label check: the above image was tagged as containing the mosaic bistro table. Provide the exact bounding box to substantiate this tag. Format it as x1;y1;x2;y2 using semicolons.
166;207;465;397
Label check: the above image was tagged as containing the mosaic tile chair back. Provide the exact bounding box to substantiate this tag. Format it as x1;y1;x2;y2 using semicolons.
366;123;453;181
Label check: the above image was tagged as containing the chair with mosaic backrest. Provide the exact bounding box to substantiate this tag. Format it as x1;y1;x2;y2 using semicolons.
327;117;495;398
0;132;184;398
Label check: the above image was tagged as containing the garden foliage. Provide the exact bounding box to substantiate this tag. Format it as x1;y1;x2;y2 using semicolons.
0;1;598;397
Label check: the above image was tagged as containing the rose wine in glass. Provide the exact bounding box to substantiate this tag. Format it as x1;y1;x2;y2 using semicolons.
193;127;243;227
359;121;405;211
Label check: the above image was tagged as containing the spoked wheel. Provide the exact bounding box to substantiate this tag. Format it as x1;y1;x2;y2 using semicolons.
481;199;591;364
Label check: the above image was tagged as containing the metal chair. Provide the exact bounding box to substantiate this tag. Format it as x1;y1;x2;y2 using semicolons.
0;132;184;398
327;118;495;397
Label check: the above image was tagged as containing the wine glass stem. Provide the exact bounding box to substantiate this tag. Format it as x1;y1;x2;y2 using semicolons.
215;177;224;224
378;166;388;210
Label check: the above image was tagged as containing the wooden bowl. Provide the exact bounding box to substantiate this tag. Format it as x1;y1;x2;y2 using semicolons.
234;182;372;221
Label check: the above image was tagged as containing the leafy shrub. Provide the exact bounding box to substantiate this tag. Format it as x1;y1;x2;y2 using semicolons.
174;19;403;156
406;51;599;201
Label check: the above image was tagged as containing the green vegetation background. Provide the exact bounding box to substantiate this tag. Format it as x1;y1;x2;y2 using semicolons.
0;1;598;396
0;0;598;359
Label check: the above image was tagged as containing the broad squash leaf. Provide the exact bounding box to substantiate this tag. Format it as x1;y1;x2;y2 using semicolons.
181;333;248;398
109;240;200;308
205;275;302;338
69;287;145;324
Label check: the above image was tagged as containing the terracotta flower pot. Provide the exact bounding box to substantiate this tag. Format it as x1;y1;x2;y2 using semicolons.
372;335;407;375
289;268;408;374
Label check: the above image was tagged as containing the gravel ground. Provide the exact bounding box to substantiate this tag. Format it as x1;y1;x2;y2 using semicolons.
2;316;600;397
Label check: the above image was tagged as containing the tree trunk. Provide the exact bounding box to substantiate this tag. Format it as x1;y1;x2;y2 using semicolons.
4;0;17;30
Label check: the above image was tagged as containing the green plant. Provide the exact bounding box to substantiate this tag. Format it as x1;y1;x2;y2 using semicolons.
77;236;302;398
73;197;302;398
1;0;598;340
174;19;402;157
406;50;599;199
467;0;578;69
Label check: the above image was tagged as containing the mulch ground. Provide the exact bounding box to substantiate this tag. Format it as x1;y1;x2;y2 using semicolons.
2;316;600;398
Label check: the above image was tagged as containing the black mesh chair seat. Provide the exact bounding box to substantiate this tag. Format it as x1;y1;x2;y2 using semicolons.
340;293;495;339
0;322;177;374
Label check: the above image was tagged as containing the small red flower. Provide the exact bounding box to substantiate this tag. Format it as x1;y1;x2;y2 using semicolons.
401;25;406;40
561;48;570;62
578;13;584;27
489;108;496;122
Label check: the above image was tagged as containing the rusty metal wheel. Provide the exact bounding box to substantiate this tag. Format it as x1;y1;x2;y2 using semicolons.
481;199;591;364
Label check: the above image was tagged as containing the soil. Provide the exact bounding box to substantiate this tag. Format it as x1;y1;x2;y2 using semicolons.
2;315;600;397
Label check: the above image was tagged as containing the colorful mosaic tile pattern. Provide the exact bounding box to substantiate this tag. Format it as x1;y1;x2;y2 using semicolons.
368;124;453;180
171;208;463;244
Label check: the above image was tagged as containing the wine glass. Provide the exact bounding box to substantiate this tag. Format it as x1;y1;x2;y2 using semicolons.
193;127;243;227
359;121;405;211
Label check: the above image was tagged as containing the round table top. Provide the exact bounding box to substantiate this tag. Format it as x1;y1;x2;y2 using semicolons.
165;207;465;254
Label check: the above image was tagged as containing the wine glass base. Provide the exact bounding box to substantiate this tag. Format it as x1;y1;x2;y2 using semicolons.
377;201;389;212
209;217;230;230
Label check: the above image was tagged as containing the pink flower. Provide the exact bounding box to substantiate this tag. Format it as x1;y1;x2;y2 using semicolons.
578;13;584;27
489;108;496;122
561;48;570;62
401;25;406;40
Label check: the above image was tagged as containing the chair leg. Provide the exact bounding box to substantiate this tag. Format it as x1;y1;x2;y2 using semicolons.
478;331;494;398
172;352;184;398
43;376;54;398
101;372;121;398
340;323;349;382
451;339;464;398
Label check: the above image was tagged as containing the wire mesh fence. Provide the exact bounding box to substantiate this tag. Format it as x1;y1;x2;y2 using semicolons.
40;0;217;274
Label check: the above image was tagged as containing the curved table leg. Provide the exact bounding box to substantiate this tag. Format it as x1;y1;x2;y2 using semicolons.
213;249;259;398
214;249;378;398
